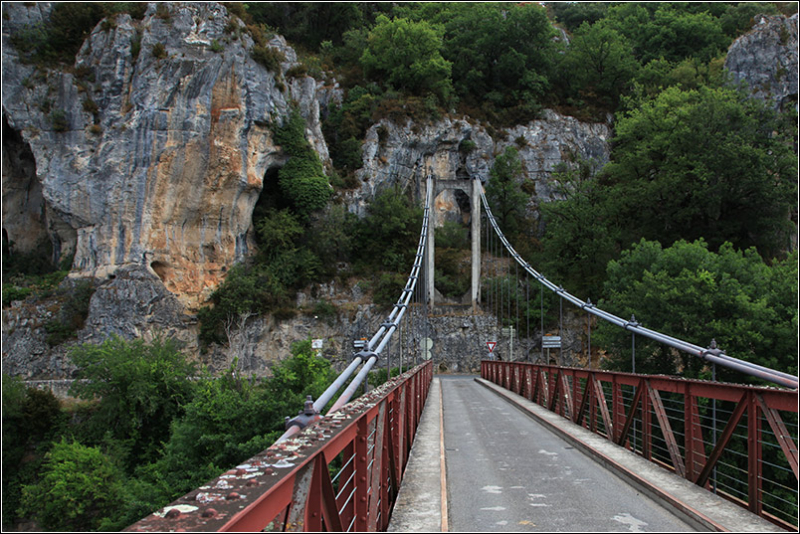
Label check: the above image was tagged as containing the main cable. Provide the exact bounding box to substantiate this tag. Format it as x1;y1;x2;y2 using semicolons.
480;191;798;389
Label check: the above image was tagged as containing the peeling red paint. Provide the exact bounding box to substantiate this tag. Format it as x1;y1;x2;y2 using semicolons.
124;361;433;532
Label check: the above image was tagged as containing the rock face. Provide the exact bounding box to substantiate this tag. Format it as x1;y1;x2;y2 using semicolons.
348;112;611;224
2;2;334;307
725;13;798;112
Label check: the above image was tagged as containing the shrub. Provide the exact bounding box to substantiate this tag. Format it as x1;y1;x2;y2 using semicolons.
251;44;285;72
2;285;32;306
82;97;98;116
50;110;68;132
151;42;167;59
273;109;331;219
210;39;224;53
154;2;171;21
130;32;142;60
44;279;94;346
373;272;407;308
19;439;127;532
458;139;476;154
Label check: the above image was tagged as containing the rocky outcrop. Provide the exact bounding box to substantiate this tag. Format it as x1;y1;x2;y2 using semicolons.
349;111;611;224
2;2;336;308
725;13;798;111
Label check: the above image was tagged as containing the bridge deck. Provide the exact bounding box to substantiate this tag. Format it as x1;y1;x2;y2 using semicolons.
389;376;785;532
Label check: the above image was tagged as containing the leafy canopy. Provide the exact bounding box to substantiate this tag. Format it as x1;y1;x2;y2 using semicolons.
598;239;798;383
20;439;127;532
605;85;797;257
360;15;453;103
68;335;197;469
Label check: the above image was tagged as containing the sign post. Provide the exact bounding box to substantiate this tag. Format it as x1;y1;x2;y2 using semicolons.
486;341;496;360
542;335;561;364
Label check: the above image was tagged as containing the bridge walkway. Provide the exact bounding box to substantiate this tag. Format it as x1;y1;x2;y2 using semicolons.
389;375;785;532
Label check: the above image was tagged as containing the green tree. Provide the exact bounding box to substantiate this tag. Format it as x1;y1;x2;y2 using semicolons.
19;439;127;532
68;335;197;469
2;377;65;527
398;2;557;122
605;3;729;64
485;147;528;238
598;239;798;382
549;2;609;32
246;2;366;50
149;342;336;495
605;85;797;257
557;21;639;111
360;15;453;103
538;158;620;298
354;186;422;272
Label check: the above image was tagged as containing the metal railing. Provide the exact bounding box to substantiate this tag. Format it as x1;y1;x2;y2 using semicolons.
482;360;799;529
126;361;433;532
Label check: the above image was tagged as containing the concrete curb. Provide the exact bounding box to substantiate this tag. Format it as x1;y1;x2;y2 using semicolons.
475;377;785;533
388;377;445;532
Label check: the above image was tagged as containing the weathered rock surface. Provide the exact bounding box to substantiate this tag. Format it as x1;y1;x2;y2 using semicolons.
348;112;611;224
725;13;798;111
2;2;333;307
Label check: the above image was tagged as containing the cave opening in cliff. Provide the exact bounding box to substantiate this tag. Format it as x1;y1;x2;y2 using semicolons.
150;261;170;283
251;165;283;247
2;115;53;279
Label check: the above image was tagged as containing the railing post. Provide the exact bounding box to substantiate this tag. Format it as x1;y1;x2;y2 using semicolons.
613;375;622;443
748;391;763;515
355;417;369;532
685;383;705;482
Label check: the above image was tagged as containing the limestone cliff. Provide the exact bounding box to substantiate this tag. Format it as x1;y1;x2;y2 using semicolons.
349;111;611;226
2;2;335;308
724;13;798;112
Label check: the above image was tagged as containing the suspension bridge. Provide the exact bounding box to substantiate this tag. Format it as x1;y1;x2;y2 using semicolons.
126;176;798;532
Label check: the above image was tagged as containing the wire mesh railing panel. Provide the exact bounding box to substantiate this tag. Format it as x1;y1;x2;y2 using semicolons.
482;361;798;528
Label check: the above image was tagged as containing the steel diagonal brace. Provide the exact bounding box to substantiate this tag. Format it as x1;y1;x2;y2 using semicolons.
695;392;748;487
755;394;799;478
615;380;645;448
647;382;686;478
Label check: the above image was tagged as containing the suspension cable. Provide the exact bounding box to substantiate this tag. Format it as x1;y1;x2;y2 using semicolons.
277;176;435;442
325;175;435;414
480;191;798;390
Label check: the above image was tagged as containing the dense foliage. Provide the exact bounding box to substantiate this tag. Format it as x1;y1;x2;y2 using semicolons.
597;240;798;382
5;337;340;531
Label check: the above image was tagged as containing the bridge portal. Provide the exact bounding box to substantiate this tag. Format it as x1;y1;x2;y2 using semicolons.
424;176;482;312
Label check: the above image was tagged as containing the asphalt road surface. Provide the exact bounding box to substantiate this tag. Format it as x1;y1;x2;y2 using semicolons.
441;376;697;532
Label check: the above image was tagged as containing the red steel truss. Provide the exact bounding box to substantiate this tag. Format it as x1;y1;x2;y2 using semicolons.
482;360;798;529
126;361;433;532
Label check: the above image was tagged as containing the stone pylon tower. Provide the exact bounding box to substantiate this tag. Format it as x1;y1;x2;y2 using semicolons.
424;175;482;312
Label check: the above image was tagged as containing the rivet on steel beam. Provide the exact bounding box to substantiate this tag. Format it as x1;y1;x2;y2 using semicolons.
226;492;241;500
201;508;218;519
246;479;259;487
165;509;182;519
